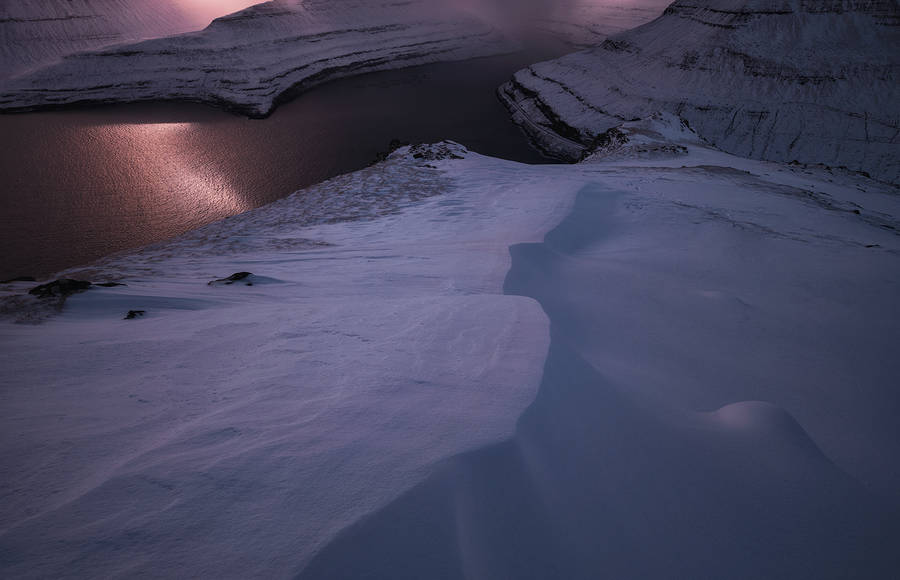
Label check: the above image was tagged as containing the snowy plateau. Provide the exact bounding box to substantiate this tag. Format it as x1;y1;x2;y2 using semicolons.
1;0;900;578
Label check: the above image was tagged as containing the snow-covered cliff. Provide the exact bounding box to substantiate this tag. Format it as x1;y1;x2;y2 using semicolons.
0;0;515;117
499;0;900;183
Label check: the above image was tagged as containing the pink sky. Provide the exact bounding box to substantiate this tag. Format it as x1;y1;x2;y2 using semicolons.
174;0;262;26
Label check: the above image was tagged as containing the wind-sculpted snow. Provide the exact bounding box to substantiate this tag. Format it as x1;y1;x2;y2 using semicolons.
302;126;900;579
2;132;900;577
0;142;573;577
0;0;516;117
499;0;900;183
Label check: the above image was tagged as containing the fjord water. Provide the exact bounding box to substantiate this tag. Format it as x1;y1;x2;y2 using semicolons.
0;51;559;280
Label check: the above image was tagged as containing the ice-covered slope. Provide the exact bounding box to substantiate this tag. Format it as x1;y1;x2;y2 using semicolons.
499;0;900;183
0;0;515;117
0;0;203;81
2;130;899;577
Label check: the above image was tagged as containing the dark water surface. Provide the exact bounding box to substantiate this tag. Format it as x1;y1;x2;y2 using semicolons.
0;50;562;280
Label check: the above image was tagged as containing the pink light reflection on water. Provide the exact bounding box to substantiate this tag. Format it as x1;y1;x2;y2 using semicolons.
88;121;249;217
0;108;257;279
0;50;562;280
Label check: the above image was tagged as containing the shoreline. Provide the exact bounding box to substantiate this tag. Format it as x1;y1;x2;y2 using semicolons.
0;52;564;282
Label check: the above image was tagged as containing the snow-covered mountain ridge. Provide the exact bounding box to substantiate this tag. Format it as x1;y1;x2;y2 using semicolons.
499;0;900;183
2;128;899;577
0;0;677;117
0;0;515;117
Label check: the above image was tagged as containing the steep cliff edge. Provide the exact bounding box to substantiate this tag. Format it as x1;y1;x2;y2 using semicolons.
499;0;900;183
0;0;514;117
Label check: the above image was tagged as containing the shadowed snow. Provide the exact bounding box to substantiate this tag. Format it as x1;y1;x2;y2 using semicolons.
2;130;899;577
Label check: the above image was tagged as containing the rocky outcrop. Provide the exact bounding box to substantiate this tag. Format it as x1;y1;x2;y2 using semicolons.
0;0;515;117
208;272;256;286
499;0;900;183
28;278;92;299
404;141;469;161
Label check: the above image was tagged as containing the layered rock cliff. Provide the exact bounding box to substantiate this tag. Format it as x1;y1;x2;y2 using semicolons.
0;0;514;117
499;0;900;183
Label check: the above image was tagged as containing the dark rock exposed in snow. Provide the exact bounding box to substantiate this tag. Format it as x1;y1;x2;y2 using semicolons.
28;278;92;299
20;278;94;315
208;272;255;286
580;112;697;161
407;141;469;161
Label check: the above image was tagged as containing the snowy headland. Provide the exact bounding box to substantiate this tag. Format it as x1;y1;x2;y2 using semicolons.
2;0;899;577
499;0;900;183
0;0;514;117
2;127;899;577
0;0;672;117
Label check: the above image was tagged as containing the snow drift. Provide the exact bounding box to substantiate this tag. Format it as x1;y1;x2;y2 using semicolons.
2;128;899;577
499;0;900;183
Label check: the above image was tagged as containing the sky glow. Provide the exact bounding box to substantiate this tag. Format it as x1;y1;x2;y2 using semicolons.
173;0;261;27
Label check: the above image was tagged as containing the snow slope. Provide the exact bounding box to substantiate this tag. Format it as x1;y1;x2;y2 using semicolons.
2;129;899;577
0;0;516;117
0;142;567;577
460;0;672;47
499;0;900;183
0;0;225;81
